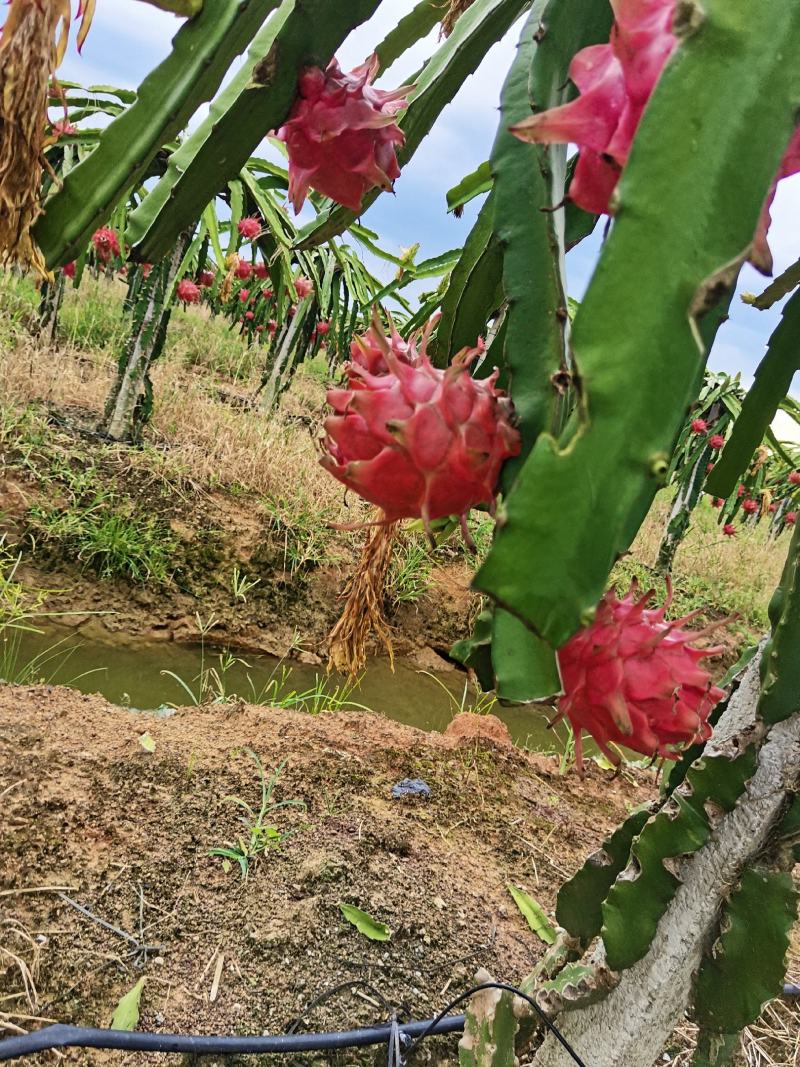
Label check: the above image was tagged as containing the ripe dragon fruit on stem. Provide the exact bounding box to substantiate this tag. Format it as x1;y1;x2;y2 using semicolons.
320;315;520;540
278;55;413;214
511;0;800;274
91;227;120;264
553;582;726;775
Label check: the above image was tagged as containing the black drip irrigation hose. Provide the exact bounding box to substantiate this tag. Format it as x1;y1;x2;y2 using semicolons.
0;1016;465;1061
1;983;797;1063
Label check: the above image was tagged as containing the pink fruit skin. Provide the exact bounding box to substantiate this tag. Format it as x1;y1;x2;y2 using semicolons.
742;498;758;513
789;470;800;485
235;262;253;280
723;523;737;536
708;435;725;450
278;55;413;213
92;227;120;263
511;0;799;274
690;418;708;433
554;582;724;773
237;216;262;239
320;318;521;525
294;277;313;299
176;279;200;304
199;270;215;287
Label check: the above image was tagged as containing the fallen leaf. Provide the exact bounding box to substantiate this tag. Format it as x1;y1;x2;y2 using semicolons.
339;903;391;942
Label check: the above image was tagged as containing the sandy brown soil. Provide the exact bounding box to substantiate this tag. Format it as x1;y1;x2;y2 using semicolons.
0;685;657;1064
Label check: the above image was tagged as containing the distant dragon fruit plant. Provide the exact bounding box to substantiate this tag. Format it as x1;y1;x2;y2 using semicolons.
278;55;413;213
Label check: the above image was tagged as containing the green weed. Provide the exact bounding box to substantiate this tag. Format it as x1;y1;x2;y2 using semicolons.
209;751;306;879
27;497;176;584
387;536;432;608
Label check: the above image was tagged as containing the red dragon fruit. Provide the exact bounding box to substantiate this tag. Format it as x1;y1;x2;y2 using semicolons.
553;582;725;773
244;310;255;321
711;496;724;508
320;317;521;528
254;264;269;280
237;216;262;239
690;418;708;434
176;279;200;304
91;227;120;264
789;470;800;485
235;261;253;280
238;288;250;303
294;276;313;299
786;511;798;526
742;498;759;514
708;434;725;450
63;261;75;278
199;269;215;287
723;523;737;537
316;320;331;335
511;0;799;273
278;55;413;214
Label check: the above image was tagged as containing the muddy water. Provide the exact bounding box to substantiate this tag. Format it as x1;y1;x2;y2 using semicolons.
8;623;564;753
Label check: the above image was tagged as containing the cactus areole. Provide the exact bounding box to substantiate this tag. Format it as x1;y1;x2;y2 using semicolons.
320;317;520;528
278;55;413;214
553;583;725;773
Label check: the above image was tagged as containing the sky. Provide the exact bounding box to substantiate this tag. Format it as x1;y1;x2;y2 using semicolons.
58;0;800;438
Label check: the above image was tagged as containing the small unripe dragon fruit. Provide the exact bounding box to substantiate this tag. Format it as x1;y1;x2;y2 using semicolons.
789;470;800;485
278;55;413;213
708;434;725;450
690;418;708;434
237;216;262;239
320;316;521;528
92;227;120;264
510;0;799;273
176;279;200;304
553;582;725;773
723;523;737;537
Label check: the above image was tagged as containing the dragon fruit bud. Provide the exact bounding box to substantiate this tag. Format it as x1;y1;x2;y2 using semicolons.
63;261;75;278
278;54;413;213
786;512;798;525
723;523;737;537
742;498;759;514
320;316;521;526
199;270;215;287
711;496;724;508
511;0;798;274
238;288;250;303
91;227;120;263
237;216;262;239
690;418;708;434
789;470;800;485
316;320;331;335
235;261;253;280
708;434;725;450
176;279;200;304
553;582;725;774
294;276;313;299
254;264;269;280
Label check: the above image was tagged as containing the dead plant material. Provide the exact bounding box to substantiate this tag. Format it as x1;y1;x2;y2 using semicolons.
327;516;398;677
0;0;66;274
440;0;477;36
